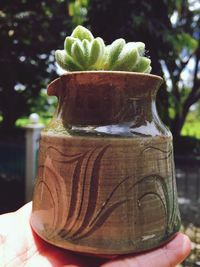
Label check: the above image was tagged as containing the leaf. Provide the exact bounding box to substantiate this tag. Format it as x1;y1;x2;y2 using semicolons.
132;57;151;73
71;41;85;67
144;66;152;74
112;43;139;71
101;45;111;70
174;33;198;54
125;42;145;56
180;33;198;52
55;50;69;70
71;25;94;41
106;38;125;69
94;37;106;69
64;37;77;55
82;39;91;67
68;2;75;16
55;50;84;71
133;42;145;56
88;37;105;67
79;0;88;6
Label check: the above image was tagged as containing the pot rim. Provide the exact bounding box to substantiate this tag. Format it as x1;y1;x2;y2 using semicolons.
48;70;163;97
58;70;163;82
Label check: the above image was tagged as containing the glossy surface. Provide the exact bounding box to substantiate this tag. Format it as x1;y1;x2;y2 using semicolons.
31;71;181;255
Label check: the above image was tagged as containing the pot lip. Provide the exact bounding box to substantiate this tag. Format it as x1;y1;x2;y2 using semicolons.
48;71;163;96
59;70;163;82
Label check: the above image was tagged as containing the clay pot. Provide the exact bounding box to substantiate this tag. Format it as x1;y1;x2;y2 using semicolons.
30;71;181;256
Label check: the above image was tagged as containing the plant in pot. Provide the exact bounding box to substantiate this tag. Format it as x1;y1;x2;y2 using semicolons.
30;26;181;256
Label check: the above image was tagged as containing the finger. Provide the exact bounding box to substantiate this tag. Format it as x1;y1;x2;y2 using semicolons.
100;233;191;267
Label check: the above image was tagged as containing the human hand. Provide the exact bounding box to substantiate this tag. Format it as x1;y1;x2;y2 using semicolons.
0;202;191;267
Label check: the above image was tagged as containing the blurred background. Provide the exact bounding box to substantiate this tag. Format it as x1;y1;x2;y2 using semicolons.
0;0;199;266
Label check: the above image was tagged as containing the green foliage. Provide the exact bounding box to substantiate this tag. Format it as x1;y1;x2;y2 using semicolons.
181;110;200;139
173;33;198;54
15;116;51;127
69;0;88;27
0;0;71;129
87;0;200;139
16;89;57;127
105;39;125;69
182;121;200;139
55;25;152;72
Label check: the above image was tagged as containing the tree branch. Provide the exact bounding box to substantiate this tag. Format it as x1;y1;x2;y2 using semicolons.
180;53;193;71
192;87;200;104
193;41;200;91
181;41;200;108
166;63;181;101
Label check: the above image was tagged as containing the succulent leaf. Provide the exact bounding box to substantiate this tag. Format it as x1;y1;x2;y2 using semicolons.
55;50;84;71
112;44;139;71
71;25;94;41
94;38;106;69
144;66;152;73
55;50;69;70
64;37;77;55
101;45;111;70
71;41;86;67
132;57;151;73
129;42;145;56
88;37;105;67
82;39;91;67
106;38;125;69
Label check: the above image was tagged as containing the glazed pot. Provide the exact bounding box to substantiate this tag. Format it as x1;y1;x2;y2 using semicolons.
30;71;181;255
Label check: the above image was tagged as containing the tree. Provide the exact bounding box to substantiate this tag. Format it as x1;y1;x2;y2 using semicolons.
163;1;200;138
87;0;200;139
0;0;71;130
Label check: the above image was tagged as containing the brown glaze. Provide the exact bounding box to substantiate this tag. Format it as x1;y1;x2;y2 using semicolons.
31;71;181;255
47;71;162;126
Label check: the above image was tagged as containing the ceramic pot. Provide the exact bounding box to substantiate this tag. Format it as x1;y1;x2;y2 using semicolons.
30;71;181;255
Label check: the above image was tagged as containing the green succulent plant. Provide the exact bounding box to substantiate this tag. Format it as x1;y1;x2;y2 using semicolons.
55;25;152;73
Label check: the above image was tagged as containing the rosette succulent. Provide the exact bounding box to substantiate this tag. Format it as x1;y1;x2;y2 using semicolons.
55;25;152;73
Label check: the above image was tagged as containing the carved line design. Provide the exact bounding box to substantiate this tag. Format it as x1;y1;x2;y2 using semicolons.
73;177;168;241
37;164;68;234
57;145;110;240
37;143;177;241
140;145;173;160
36;179;57;230
70;145;111;239
140;144;179;233
46;146;83;158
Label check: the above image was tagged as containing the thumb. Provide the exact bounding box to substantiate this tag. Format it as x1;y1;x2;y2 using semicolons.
100;233;191;267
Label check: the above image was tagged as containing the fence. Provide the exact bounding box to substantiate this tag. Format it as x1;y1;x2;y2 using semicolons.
0;133;25;213
0;143;25;181
175;157;200;267
176;156;200;203
0;114;44;213
24;113;44;201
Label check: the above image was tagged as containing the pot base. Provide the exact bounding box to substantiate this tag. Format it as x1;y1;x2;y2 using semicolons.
31;217;179;256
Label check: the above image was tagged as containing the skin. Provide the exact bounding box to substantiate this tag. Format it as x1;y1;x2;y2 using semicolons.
0;202;191;267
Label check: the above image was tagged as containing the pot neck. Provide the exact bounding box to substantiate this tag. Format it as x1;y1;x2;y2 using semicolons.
48;72;163;127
